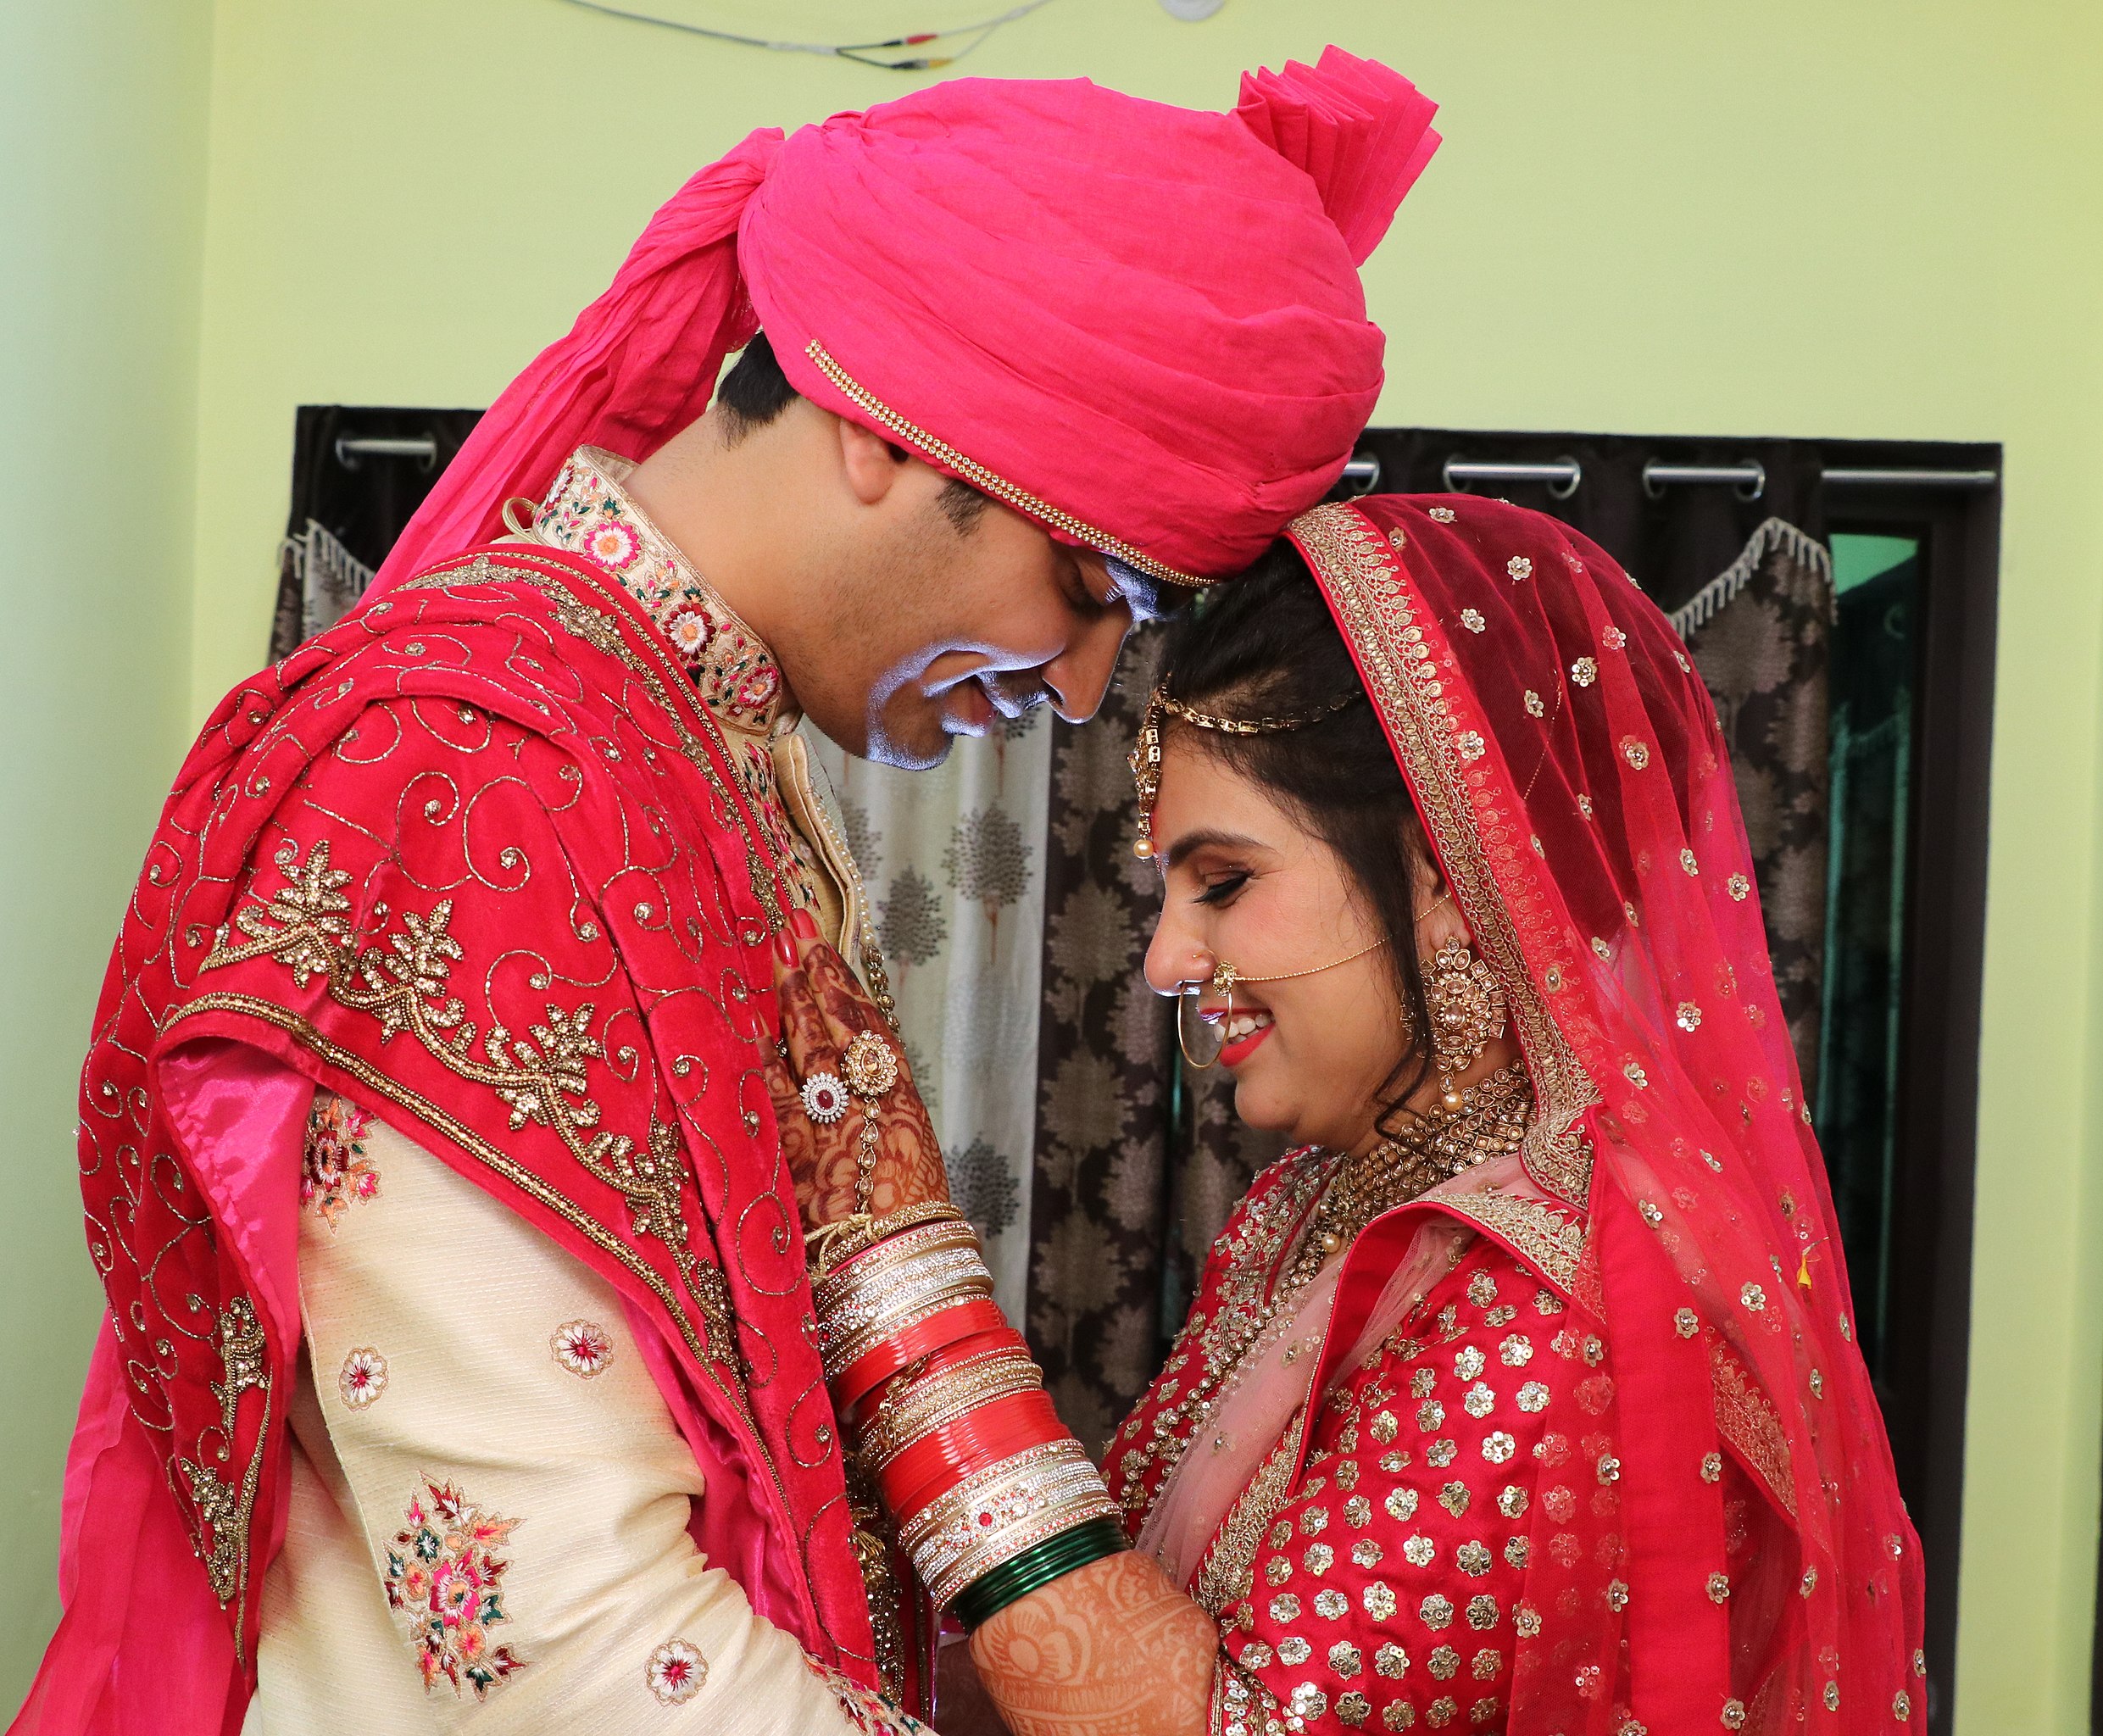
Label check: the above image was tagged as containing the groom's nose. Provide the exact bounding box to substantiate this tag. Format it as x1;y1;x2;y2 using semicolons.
1040;607;1135;725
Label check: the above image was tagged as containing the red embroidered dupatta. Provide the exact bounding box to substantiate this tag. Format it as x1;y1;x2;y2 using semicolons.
1110;499;1923;1736
1287;498;1925;1733
16;547;881;1733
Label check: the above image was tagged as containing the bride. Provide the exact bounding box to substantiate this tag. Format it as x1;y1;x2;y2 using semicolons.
788;492;1925;1735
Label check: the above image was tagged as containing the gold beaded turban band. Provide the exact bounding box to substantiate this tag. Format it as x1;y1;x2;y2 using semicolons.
1128;686;1360;860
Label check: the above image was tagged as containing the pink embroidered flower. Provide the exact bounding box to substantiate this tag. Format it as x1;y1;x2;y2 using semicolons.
302;1093;379;1229
1428;506;1457;524
385;1480;526;1700
582;517;642;572
551;1320;615;1379
735;663;782;710
647;1638;708;1705
339;1346;388;1409
666;609;713;659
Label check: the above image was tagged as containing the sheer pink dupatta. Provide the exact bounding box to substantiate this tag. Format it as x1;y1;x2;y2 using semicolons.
1273;497;1924;1733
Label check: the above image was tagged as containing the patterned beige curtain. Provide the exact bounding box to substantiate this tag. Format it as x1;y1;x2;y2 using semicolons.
1672;517;1836;1091
805;715;1052;1321
1021;633;1285;1454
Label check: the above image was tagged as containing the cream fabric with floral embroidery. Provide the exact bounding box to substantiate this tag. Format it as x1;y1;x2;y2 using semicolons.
250;1095;867;1734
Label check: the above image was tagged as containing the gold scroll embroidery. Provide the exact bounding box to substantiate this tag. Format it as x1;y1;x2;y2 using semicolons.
1436;1191;1588;1294
1289;504;1600;1203
197;843;740;1388
172;1295;271;1660
1711;1341;1798;1519
1193;1407;1308;1620
401;551;787;933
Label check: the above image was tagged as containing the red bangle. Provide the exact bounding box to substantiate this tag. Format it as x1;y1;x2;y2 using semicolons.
832;1298;1010;1410
849;1327;1031;1434
882;1391;1068;1522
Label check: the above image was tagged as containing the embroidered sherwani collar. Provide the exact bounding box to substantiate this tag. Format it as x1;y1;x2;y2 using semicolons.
531;447;793;736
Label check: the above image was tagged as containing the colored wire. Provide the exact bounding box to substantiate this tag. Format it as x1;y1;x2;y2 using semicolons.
558;0;1061;70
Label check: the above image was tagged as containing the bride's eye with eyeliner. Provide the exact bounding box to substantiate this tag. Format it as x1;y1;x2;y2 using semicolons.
1195;871;1249;907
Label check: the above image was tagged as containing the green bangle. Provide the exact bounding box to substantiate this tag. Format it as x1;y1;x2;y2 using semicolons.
952;1517;1130;1630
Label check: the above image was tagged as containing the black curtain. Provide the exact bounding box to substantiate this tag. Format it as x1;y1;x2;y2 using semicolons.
1355;429;1826;610
268;405;483;659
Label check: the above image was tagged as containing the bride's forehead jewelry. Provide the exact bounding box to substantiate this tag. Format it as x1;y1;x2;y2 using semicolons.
1128;684;1360;860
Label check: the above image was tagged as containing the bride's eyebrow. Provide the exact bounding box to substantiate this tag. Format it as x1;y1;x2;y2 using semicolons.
1163;828;1270;870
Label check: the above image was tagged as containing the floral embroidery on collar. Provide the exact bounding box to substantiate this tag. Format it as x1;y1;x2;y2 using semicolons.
533;447;789;733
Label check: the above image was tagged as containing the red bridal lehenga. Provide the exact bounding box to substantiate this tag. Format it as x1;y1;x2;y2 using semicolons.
1102;496;1925;1736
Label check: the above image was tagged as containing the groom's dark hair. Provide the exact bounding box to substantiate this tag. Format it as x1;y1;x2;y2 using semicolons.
1156;542;1438;1135
716;332;988;534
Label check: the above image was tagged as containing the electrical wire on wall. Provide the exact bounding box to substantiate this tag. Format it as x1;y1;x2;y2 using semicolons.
558;0;1062;70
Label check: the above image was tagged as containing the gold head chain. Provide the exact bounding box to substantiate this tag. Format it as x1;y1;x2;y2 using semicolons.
1128;684;1359;860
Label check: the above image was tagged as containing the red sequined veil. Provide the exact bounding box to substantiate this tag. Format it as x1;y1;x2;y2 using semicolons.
1109;496;1924;1735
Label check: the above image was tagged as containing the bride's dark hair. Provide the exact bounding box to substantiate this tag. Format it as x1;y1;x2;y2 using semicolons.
1155;539;1438;1132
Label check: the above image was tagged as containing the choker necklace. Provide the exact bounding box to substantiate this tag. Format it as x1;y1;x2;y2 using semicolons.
1287;1062;1534;1290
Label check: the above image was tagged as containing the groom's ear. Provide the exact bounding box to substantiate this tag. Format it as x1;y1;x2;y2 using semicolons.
836;413;912;507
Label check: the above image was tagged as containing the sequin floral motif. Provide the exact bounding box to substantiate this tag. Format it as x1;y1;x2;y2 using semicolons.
384;1479;527;1700
534;448;787;732
302;1092;379;1229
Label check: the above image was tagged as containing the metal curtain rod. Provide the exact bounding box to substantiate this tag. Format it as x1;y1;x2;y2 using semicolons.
336;435;438;470
1441;455;1998;497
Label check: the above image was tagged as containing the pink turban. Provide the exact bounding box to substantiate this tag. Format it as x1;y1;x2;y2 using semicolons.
375;47;1438;593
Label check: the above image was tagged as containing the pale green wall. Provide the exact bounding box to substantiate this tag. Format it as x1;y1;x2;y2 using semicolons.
0;0;217;1705
12;1;2103;1728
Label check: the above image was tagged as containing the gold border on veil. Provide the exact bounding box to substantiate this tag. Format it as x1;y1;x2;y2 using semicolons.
1287;503;1599;1205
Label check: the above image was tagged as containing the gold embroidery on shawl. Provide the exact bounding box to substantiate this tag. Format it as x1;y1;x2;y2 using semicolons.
804;341;1202;591
401;551;788;933
1435;1193;1587;1294
172;1295;271;1660
1288;504;1600;1203
1193;1407;1308;1618
1711;1341;1798;1519
196;847;742;1389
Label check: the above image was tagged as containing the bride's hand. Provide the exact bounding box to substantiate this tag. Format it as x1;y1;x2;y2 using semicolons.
767;909;949;1229
968;1551;1216;1736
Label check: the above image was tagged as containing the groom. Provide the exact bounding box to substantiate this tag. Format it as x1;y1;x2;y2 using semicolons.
17;52;1438;1736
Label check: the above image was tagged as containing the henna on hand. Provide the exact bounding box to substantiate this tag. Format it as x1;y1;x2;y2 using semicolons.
771;919;949;1230
966;1551;1216;1736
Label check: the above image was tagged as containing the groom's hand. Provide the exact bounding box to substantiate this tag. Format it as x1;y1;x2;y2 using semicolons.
767;908;949;1229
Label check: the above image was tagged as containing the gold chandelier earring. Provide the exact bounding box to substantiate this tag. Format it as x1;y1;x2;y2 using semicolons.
1424;935;1506;1111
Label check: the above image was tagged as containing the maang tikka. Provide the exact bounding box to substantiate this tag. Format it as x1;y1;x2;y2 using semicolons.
1425;935;1506;1110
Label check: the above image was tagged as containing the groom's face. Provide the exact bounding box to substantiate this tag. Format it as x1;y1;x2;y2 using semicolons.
793;487;1164;770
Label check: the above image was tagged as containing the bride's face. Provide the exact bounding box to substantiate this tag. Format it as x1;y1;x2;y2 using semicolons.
1142;733;1410;1156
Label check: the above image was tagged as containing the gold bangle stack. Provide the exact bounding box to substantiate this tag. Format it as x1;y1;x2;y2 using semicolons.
815;1217;996;1383
896;1438;1123;1611
859;1347;1046;1474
